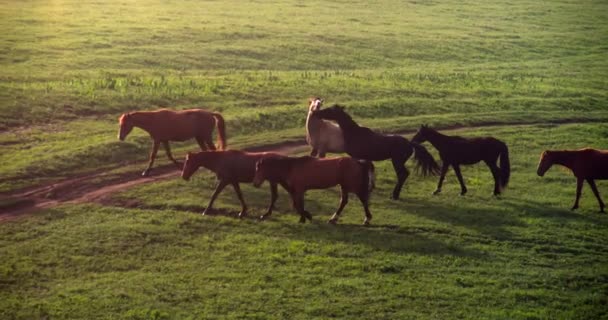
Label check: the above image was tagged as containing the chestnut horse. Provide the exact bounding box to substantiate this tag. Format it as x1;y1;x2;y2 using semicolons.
537;148;608;213
253;156;375;225
118;109;226;176
182;150;287;218
312;105;439;199
306;97;345;157
412;125;510;196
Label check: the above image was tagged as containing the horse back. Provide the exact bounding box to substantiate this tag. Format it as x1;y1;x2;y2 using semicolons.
288;157;362;192
215;150;283;182
149;109;215;141
575;149;608;179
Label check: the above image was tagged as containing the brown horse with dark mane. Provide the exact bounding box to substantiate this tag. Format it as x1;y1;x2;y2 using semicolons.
182;150;287;218
118;108;226;176
537;148;608;213
412;125;510;196
312;105;439;200
253;156;375;225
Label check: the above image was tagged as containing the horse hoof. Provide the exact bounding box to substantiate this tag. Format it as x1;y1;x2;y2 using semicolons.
141;171;150;177
432;190;441;195
571;206;579;211
328;219;337;225
259;215;268;220
238;212;247;219
363;220;371;226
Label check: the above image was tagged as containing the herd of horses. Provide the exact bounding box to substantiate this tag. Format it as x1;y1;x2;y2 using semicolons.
117;98;608;224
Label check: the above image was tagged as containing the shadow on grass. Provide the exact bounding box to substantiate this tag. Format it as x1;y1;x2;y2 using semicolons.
105;196;483;259
385;196;523;240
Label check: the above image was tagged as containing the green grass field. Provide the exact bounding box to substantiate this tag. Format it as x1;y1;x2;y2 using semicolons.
1;0;608;318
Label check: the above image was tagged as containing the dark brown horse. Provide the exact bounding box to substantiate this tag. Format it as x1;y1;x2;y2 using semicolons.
537;148;608;213
253;156;375;225
412;125;510;196
312;105;439;199
118;108;226;176
181;150;287;218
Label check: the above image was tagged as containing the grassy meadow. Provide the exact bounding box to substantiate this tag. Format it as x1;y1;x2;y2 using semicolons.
1;0;608;318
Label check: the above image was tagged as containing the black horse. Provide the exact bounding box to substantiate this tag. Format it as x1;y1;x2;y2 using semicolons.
313;105;439;199
412;125;510;196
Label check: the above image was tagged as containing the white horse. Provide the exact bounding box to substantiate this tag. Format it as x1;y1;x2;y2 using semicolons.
305;97;345;158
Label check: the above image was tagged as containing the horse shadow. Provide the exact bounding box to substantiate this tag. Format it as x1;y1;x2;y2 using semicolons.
107;187;482;258
275;220;484;258
384;195;523;241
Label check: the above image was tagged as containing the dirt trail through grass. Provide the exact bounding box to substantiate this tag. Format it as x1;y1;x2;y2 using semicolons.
0;140;308;221
0;120;595;221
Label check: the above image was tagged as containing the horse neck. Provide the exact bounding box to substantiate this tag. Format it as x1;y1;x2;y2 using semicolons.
334;114;360;133
194;152;222;172
306;111;321;136
129;112;155;133
424;129;451;149
550;151;577;170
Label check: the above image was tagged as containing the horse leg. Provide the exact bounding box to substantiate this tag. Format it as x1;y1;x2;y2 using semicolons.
391;157;409;200
231;183;248;218
293;192;309;223
357;192;372;226
205;137;217;151
586;179;604;213
142;140;160;176
310;146;318;157
433;162;449;195
261;182;279;220
328;186;349;224
317;145;327;158
162;141;182;169
318;149;327;158
485;160;501;196
571;177;583;211
453;164;467;196
195;136;208;151
203;180;228;215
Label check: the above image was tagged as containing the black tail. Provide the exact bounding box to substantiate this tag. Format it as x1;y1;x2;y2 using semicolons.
411;142;440;176
358;160;375;197
499;143;510;190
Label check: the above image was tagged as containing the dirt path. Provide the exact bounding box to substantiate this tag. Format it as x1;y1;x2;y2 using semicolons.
0;119;596;222
0;140;309;221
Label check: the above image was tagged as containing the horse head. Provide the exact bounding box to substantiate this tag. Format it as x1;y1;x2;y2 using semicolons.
412;124;431;144
537;150;554;177
118;113;134;141
308;97;324;113
312;104;347;121
181;152;198;181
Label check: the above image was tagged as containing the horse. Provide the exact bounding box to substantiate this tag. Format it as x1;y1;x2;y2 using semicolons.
253;156;375;225
412;124;510;196
537;148;608;213
305;97;345;157
181;150;288;218
118;108;227;176
312;105;439;200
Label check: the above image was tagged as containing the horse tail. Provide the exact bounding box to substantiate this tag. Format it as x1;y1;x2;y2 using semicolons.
358;160;376;196
499;142;510;190
411;142;440;176
211;112;227;150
